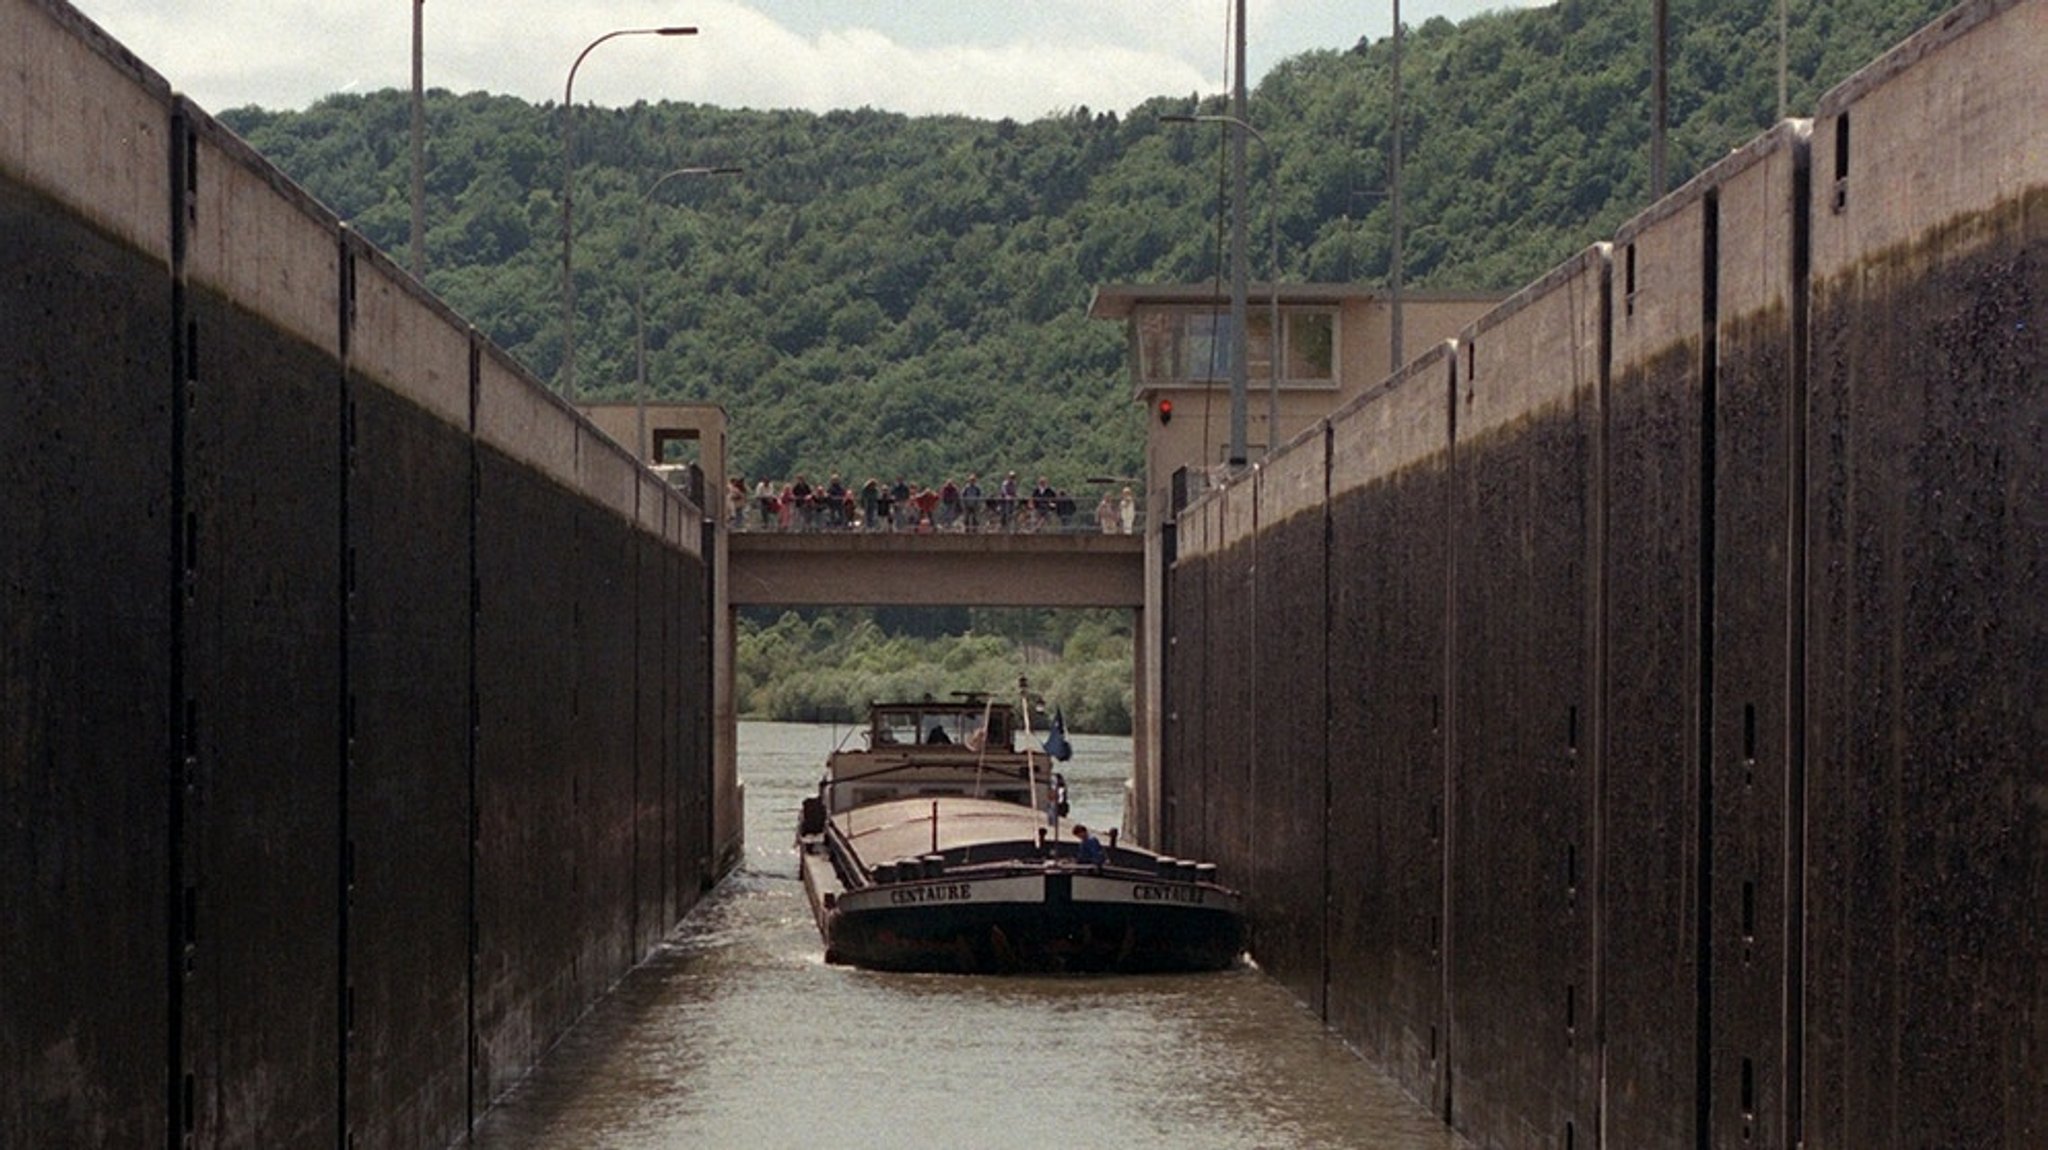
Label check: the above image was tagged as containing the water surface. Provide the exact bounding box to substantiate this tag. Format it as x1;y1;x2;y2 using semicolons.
470;720;1466;1150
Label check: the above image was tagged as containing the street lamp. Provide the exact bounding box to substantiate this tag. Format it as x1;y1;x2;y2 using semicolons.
635;165;742;458
1390;0;1405;371
1162;113;1282;458
560;25;697;402
409;0;425;277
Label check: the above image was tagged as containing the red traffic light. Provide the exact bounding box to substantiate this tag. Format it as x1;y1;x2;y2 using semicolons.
1157;398;1173;425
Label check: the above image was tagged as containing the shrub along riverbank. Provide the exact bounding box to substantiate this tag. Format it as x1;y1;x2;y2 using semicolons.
736;609;1133;734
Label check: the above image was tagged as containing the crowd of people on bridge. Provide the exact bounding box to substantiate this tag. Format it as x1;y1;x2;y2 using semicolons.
725;472;1139;535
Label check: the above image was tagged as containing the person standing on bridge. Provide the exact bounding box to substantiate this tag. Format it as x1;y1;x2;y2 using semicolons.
1029;476;1057;532
939;477;960;529
860;478;880;530
1096;491;1118;533
911;483;940;532
961;473;984;532
998;472;1019;530
1119;486;1137;534
890;476;911;530
874;479;894;531
825;473;847;529
790;474;814;531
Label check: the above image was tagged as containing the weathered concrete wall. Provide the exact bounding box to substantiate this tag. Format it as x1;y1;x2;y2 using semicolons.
1804;1;2048;1146
177;98;352;1150
1597;120;1816;1148
0;1;717;1146
1700;123;1809;1150
1323;346;1456;1116
0;5;174;1144
1602;154;1709;1150
1203;485;1259;913
1161;503;1207;857
1156;1;2045;1147
1248;433;1329;1013
1449;247;1606;1148
342;236;476;1150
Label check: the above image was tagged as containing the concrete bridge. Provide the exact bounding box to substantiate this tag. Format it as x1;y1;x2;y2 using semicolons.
574;405;1151;609
724;529;1144;608
5;0;2044;1148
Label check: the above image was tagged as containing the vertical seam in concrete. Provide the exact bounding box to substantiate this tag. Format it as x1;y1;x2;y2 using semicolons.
679;501;688;904
702;516;718;889
1697;189;1723;1150
629;485;643;954
659;505;671;925
1236;474;1253;888
1592;250;1613;1150
335;231;357;1150
1159;518;1175;848
1320;421;1335;1020
666;503;677;920
166;102;194;1150
464;332;482;1133
1440;342;1459;1125
1198;515;1210;857
1783;132;1812;1150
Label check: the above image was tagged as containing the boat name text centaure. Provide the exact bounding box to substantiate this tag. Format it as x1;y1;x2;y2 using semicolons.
890;883;974;905
1131;883;1206;905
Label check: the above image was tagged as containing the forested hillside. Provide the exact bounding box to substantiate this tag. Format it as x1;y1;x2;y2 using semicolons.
222;0;1945;488
218;0;1950;726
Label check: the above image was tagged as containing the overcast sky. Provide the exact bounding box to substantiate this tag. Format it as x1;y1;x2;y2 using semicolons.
74;0;1535;122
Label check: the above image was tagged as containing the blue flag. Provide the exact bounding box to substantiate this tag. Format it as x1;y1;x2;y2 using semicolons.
1043;707;1073;762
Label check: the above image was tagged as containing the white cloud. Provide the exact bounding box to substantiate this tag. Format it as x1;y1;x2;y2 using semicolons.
71;0;1535;120
680;26;1211;118
429;0;1220;119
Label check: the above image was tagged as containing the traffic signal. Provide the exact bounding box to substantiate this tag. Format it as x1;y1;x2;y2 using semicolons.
1157;398;1173;425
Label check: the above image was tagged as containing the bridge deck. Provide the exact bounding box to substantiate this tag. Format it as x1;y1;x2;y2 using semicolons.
727;530;1144;607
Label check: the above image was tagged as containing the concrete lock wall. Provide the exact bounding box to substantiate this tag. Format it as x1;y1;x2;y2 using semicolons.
1325;345;1457;1116
1248;429;1329;1015
343;232;477;1150
1803;1;2047;1146
1448;245;1607;1148
0;4;177;1145
0;1;718;1146
1156;0;2045;1146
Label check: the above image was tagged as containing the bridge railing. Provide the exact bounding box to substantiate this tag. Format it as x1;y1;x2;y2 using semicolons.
721;498;1145;537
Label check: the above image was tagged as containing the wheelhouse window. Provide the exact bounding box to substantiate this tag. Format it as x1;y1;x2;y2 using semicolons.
1135;307;1336;388
868;706;1011;749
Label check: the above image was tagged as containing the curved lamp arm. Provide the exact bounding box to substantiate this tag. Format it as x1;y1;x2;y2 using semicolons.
559;25;697;400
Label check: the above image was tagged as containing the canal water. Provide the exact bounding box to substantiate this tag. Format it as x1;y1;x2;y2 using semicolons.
469;721;1468;1150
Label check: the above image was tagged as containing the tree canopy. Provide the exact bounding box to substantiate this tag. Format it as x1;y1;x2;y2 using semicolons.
222;0;1945;491
219;0;1948;726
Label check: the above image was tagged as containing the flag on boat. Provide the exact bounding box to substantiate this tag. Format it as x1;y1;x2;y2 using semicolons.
1042;707;1073;761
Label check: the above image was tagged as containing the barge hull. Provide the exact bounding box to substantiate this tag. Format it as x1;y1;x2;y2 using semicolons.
827;897;1246;974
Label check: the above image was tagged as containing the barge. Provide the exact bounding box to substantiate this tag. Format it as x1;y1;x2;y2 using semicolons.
796;691;1245;974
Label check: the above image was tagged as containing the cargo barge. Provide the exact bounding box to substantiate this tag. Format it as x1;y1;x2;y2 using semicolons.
796;691;1245;974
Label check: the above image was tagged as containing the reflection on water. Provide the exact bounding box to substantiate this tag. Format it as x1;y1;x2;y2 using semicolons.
470;721;1466;1150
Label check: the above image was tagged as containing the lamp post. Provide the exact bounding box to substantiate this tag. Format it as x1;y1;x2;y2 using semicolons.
1162;113;1282;457
1390;0;1405;371
1652;0;1668;199
560;25;697;402
635;165;741;458
409;0;425;277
